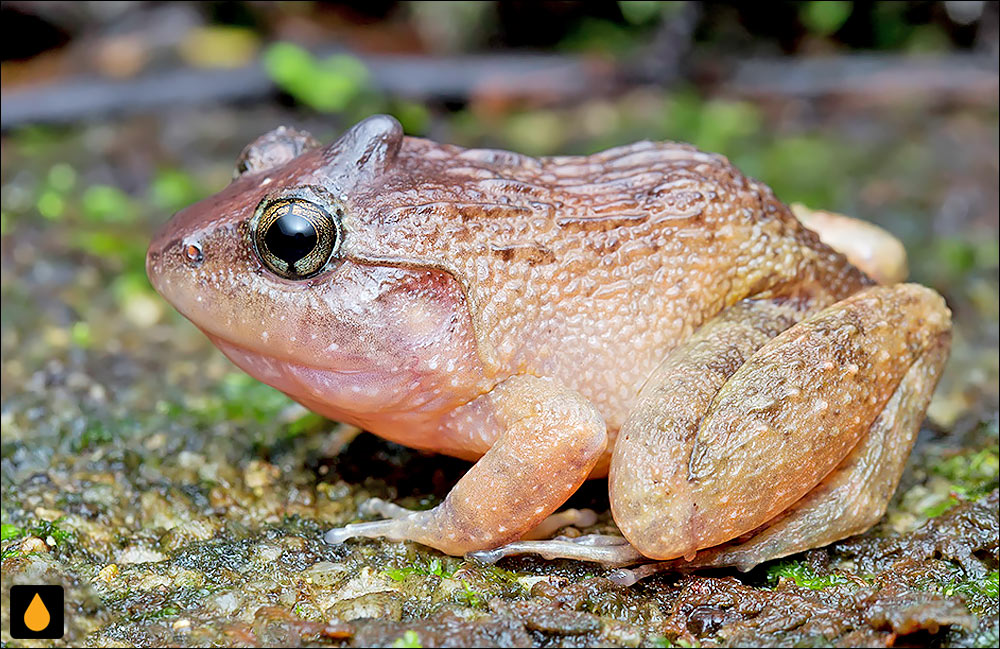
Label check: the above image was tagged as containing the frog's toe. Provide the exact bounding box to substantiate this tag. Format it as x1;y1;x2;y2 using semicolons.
358;497;415;519
324;518;412;545
466;534;643;567
522;508;598;540
326;499;432;545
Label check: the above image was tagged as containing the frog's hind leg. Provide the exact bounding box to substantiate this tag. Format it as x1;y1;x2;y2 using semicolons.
604;335;948;584
691;337;947;572
609;283;951;564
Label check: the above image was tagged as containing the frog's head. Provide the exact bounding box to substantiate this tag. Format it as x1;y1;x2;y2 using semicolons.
146;116;483;422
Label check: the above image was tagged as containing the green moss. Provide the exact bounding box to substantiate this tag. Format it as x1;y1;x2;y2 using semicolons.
922;446;1000;517
285;412;328;439
473;563;523;587
0;519;75;553
943;571;1000;599
390;630;423;648
384;556;453;581
72;421;115;451
921;495;961;518
33;519;75;546
766;560;853;590
933;448;999;492
457;579;487;609
218;372;297;423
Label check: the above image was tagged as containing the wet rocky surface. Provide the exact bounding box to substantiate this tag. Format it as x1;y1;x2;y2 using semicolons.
2;97;997;647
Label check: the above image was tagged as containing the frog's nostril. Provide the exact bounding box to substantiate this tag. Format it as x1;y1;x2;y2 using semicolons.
183;241;204;266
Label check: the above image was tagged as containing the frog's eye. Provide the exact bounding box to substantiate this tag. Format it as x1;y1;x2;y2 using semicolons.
253;198;341;280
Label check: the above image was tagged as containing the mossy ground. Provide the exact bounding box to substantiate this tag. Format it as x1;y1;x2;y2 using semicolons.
2;96;997;647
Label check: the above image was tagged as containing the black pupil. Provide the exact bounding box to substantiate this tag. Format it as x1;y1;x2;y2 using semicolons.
264;211;317;266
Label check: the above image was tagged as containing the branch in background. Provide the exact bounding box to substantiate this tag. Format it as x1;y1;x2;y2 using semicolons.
1;51;997;129
725;54;999;105
0;54;616;129
628;1;701;86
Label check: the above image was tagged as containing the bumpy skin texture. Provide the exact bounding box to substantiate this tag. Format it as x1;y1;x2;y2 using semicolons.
147;115;951;569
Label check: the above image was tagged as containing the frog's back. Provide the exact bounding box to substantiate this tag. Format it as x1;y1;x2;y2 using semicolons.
345;135;867;429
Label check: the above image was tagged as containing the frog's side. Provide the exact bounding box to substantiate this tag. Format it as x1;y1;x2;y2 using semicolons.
147;115;951;575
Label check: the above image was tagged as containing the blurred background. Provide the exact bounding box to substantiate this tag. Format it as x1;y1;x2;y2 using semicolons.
1;2;998;647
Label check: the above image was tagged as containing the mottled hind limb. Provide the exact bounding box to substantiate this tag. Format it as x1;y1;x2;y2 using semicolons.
610;284;950;562
606;328;949;584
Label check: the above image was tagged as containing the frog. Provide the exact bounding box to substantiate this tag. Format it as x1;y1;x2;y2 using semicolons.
146;115;951;582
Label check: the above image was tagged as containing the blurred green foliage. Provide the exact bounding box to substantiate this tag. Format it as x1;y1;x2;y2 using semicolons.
800;1;853;36
546;0;955;54
933;446;1000;500
262;42;430;134
389;630;423;649
871;2;948;51
264;42;370;114
618;1;673;26
217;372;297;423
151;168;208;213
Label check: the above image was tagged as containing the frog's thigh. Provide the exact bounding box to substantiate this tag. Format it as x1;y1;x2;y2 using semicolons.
680;336;948;572
610;284;950;561
325;374;607;555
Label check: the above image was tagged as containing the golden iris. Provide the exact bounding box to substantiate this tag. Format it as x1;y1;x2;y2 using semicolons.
254;198;340;279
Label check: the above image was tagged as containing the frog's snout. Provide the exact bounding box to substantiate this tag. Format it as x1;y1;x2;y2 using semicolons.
145;228;204;302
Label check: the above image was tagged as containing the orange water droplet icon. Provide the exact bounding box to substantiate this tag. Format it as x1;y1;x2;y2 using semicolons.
24;592;51;632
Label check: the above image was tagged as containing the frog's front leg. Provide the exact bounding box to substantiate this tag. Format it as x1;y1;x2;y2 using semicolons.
611;283;951;562
325;375;607;555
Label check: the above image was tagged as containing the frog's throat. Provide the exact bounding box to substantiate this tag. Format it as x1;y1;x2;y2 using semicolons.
204;333;462;423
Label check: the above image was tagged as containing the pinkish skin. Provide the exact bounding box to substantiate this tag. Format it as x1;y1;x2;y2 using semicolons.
148;115;951;574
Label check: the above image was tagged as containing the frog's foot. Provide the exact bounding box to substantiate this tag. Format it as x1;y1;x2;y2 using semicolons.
468;533;644;567
326;375;607;555
791;203;908;285
610;284;951;564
